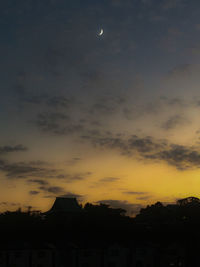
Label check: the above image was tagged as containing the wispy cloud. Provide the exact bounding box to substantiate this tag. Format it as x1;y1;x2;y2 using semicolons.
39;186;66;194
60;193;84;200
29;190;40;195
123;191;152;200
161;115;189;130
0;160;58;179
123;191;147;195
99;177;120;183
27;179;49;186
82;132;200;170
0;145;27;154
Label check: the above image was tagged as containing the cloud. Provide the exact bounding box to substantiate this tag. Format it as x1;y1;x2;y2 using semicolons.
15;79;75;110
190;44;200;55
27;179;49;186
15;85;46;105
140;143;200;170
35;112;84;135
83;95;127;117
160;27;183;52
46;96;74;109
0;160;58;179
84;134;166;156
43;192;84;200
24;93;129;137
0;202;20;207
147;144;200;170
53;172;91;182
16;69;142;132
165;64;200;93
122;97;187;120
123;191;152;200
0;145;28;154
99;177;120;183
60;193;84;200
160;97;186;107
39;186;66;194
29;190;40;195
31;94;126;136
96;199;143;216
0;158;92;190
82;133;127;152
123;191;147;195
39;187;83;200
89;99;117;115
128;135;166;153
83;131;200;170
0;160;73;180
65;172;92;182
167;64;193;79
0;160;86;198
136;195;152;200
161;115;188;130
35;112;69;130
65;158;82;166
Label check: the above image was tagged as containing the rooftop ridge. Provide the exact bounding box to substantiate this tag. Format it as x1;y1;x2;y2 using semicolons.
45;197;82;214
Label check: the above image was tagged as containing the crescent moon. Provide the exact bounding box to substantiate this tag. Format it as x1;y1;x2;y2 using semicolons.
98;29;104;36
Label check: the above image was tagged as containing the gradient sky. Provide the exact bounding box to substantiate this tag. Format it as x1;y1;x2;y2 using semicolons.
1;0;200;215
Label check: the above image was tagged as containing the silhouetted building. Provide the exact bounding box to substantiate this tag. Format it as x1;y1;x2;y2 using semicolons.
159;243;186;267
129;242;158;267
77;247;103;267
104;244;129;267
0;243;57;267
45;197;82;215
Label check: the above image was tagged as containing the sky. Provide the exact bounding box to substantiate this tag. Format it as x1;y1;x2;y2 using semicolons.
1;0;200;215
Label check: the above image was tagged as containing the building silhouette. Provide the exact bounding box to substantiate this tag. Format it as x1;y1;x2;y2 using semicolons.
45;197;82;215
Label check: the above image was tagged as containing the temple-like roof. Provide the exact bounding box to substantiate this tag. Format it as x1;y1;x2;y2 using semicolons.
46;197;82;214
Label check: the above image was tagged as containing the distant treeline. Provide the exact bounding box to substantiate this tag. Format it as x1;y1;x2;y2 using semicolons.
1;196;200;247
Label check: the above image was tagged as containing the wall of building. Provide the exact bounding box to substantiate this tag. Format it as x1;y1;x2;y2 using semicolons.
0;243;187;267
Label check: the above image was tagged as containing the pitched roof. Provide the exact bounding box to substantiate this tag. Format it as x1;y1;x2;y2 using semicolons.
47;197;82;214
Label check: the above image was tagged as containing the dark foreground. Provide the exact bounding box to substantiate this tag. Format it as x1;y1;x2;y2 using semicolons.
1;196;200;267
